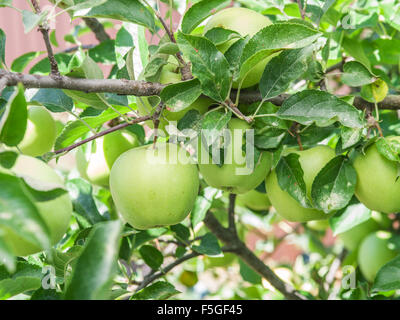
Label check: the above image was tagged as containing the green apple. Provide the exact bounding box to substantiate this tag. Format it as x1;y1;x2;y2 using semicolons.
338;211;391;251
109;142;199;230
203;7;272;89
266;146;336;222
307;219;330;231
353;136;400;213
358;231;399;282
136;57;213;129
17;105;57;157
237;189;271;211
76;129;140;187
0;155;72;256
198;118;272;194
178;270;198;287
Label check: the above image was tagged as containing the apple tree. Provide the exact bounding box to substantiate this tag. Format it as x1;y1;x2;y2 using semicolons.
0;0;400;300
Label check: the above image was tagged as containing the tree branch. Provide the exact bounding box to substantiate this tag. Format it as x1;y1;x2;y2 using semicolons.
0;70;164;96
82;17;111;43
203;212;308;300
30;0;60;77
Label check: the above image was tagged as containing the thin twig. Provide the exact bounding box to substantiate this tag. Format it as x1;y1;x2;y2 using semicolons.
53;115;152;155
228;193;237;234
152;103;165;147
225;98;252;123
297;0;305;20
135;252;200;292
30;0;60;77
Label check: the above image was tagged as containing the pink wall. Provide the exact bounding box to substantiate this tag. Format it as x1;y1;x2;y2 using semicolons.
0;1;181;69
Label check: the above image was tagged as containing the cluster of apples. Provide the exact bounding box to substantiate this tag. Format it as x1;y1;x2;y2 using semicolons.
2;8;400;285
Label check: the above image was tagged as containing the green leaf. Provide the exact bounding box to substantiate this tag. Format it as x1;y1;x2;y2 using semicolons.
375;138;400;163
139;245;163;270
200;110;232;147
64;220;122;300
240;23;321;66
260;47;312;100
30;88;74;113
0;28;5;67
373;256;400;292
88;40;116;65
155;43;179;55
177;32;231;102
31;288;62;300
29;53;72;75
74;0;156;32
20;176;67;202
341;37;371;71
115;25;135;69
0;276;41;300
276;153;310;208
22;10;47;34
170;224;190;242
143;56;168;80
239;259;261;285
277;90;363;128
54;105;131;150
47;246;83;279
311;156;357;213
0;83;27;146
191;187;220;227
131;281;180;300
192;232;222;256
63;56;108;110
340;126;362;150
160;79;202;112
66;178;106;225
224;37;248;80
11;51;44;73
0;151;18;169
0;238;15;273
132;228;168;250
204;27;241;46
0;172;51;253
181;0;230;34
342;61;376;87
330;203;372;236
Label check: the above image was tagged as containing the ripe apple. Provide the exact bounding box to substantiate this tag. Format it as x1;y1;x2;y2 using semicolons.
265;146;336;222
1;155;72;256
353;136;400;213
237;189;271;211
358;231;400;282
198;118;272;194
109;142;199;230
17;105;57;157
203;7;272;88
136;57;213;130
76;129;140;187
338;211;391;251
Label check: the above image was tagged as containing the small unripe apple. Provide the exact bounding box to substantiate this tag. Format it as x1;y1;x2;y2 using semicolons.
17;105;57;157
109;142;199;230
1;155;72;256
76;129;140;187
198;118;272;194
358;231;400;282
307;219;330;231
338;211;391;251
204;7;272;88
353;136;400;213
237;189;271;211
136;58;212;129
266;146;336;222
